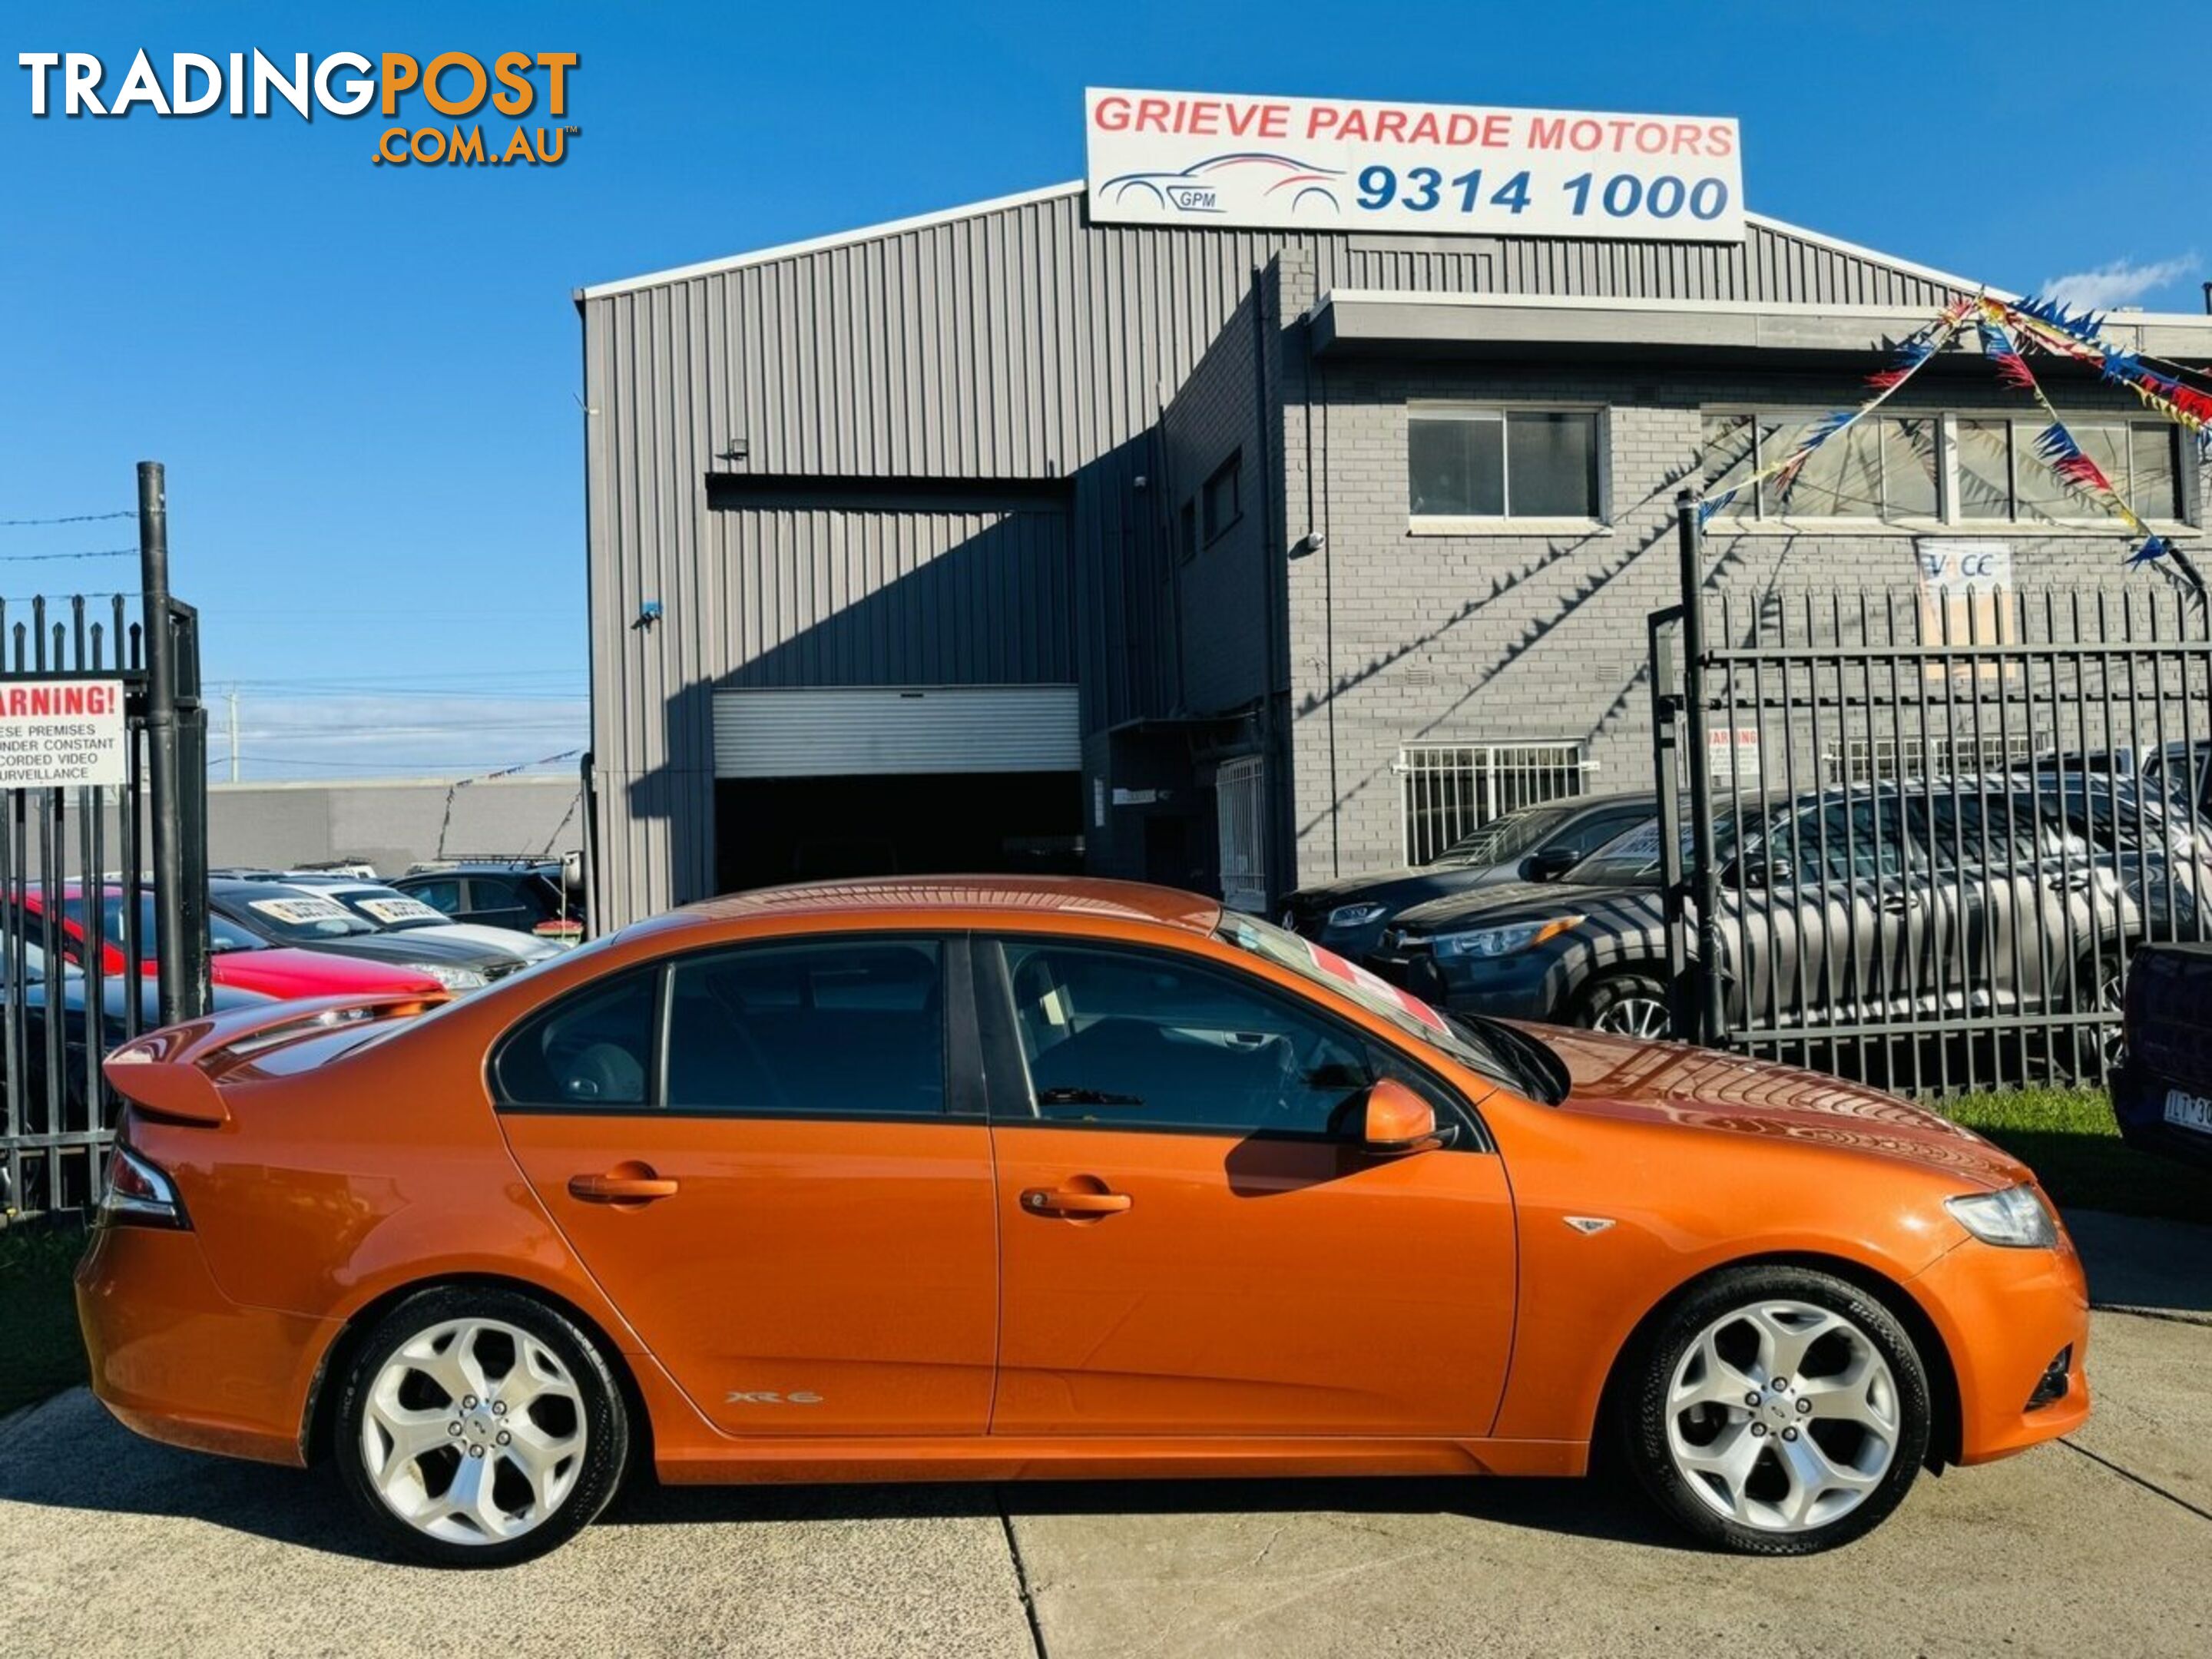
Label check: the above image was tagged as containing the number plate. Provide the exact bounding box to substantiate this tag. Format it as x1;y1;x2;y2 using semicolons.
2163;1088;2212;1134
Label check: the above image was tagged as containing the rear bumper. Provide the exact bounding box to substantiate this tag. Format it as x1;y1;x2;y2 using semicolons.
2110;1062;2212;1168
1910;1221;2091;1465
75;1224;335;1467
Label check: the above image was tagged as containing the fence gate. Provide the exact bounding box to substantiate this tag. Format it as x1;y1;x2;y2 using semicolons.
0;562;207;1219
1654;522;2212;1094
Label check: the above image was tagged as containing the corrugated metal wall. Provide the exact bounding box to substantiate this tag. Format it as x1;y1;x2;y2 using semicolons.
582;184;1976;926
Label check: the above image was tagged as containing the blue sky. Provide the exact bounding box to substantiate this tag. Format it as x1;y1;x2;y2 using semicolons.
4;0;2205;779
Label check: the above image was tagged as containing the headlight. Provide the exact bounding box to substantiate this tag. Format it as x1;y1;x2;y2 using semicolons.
1327;902;1388;929
1431;916;1584;960
410;962;488;992
1945;1184;2058;1249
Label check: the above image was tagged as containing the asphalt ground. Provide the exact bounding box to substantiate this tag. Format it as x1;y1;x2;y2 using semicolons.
4;1212;2206;1658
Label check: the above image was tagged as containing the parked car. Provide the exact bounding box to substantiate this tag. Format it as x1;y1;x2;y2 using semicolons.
2111;942;2212;1169
222;871;564;967
1281;793;1657;959
21;886;446;1002
1363;779;2192;1054
391;861;581;945
84;876;2083;1566
205;878;532;993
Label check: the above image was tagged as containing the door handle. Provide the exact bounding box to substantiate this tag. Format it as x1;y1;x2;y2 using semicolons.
1021;1186;1132;1217
1879;894;1915;915
568;1168;680;1204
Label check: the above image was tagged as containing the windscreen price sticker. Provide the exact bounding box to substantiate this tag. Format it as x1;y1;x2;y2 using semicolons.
0;680;126;788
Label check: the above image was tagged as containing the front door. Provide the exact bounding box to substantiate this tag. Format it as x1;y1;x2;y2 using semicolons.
497;935;998;1437
979;935;1517;1438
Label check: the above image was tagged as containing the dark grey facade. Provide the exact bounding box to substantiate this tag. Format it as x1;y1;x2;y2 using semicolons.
578;180;2212;929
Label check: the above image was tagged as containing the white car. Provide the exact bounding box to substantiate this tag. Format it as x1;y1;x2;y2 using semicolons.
270;876;564;966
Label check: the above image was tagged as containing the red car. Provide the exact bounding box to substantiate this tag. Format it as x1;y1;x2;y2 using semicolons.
22;887;443;1002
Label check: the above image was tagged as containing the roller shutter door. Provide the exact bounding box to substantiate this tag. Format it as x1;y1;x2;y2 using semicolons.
713;685;1081;779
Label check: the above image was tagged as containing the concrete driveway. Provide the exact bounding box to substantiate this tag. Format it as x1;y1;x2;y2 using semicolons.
5;1213;2207;1659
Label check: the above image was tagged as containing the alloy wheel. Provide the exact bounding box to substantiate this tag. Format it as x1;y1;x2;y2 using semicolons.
359;1316;588;1547
1592;995;1671;1039
1664;1299;1900;1535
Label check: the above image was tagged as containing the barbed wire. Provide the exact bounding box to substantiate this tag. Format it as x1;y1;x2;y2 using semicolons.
0;510;135;528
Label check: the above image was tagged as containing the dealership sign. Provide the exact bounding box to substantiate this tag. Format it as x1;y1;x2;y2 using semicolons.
0;679;127;789
1086;88;1743;241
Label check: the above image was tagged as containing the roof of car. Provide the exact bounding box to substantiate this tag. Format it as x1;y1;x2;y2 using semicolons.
677;875;1224;933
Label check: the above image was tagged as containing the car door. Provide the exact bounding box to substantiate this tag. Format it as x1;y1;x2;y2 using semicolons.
496;934;999;1436
400;876;465;919
979;934;1517;1439
464;878;532;931
1728;798;1928;1031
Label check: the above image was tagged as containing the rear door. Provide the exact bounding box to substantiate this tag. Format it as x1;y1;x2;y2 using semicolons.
496;934;999;1436
979;934;1516;1438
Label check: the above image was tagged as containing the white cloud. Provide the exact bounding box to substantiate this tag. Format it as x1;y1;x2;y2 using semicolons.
2041;254;2197;311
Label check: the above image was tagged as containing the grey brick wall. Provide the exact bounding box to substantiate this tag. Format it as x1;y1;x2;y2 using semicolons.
1280;346;2209;887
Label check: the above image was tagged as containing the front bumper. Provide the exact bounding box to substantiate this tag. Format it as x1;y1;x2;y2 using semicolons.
75;1223;336;1467
1363;944;1570;1021
1910;1216;2091;1464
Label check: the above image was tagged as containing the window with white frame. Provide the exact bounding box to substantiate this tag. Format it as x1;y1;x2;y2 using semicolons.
1828;730;2035;785
1954;418;2182;525
1702;411;2186;527
1397;741;1589;865
1409;408;1603;522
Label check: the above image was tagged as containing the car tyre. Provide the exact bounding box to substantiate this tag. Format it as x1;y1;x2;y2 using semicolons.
1576;970;1674;1040
333;1285;629;1568
1621;1265;1931;1556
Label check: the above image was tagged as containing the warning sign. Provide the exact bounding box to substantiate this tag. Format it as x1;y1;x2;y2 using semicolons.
0;679;127;788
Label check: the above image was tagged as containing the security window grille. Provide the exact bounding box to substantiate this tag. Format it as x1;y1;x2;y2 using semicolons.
1828;731;2035;785
1215;756;1268;915
1397;742;1589;866
1409;409;1601;520
1202;455;1241;543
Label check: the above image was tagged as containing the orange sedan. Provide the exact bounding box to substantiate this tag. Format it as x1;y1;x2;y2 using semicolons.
77;878;2088;1565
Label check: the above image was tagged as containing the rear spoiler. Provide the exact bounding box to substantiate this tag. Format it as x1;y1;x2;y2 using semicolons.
102;992;451;1127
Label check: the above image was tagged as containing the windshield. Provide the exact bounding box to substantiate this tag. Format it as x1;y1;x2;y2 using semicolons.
336;887;450;932
1435;802;1576;867
65;892;267;955
227;890;380;942
1215;911;1551;1098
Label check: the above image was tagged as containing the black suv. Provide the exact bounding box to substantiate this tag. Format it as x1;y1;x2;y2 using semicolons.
389;862;581;942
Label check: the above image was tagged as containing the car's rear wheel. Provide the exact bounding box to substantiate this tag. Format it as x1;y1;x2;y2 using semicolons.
1578;970;1672;1039
1621;1266;1930;1555
334;1286;629;1567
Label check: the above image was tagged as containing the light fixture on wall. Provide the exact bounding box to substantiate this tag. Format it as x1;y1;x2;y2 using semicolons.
1289;531;1325;560
633;600;663;630
719;438;750;463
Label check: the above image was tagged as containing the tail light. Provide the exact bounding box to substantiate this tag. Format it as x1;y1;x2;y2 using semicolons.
98;1138;189;1230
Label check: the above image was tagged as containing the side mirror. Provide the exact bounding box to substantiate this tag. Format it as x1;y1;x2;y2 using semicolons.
1523;846;1581;882
1359;1077;1451;1157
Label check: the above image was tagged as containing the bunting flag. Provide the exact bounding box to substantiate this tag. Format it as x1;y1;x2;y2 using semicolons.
1974;307;2190;582
1696;297;1975;525
1991;293;2212;436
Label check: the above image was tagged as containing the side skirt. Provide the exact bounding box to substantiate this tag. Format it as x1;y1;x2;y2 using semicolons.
654;1435;1588;1485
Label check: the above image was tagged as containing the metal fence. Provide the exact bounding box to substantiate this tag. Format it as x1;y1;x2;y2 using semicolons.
1;468;207;1220
1654;522;2212;1095
1397;741;1591;865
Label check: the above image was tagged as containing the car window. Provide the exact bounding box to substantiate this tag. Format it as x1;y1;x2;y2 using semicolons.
663;939;945;1116
464;878;518;916
227;891;379;941
1551;804;1651;860
494;969;657;1108
1437;803;1575;866
64;893;263;955
406;879;465;916
1750;799;1912;886
995;939;1377;1136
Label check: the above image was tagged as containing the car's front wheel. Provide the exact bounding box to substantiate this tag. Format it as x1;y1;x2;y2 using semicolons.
1621;1266;1931;1555
333;1286;630;1567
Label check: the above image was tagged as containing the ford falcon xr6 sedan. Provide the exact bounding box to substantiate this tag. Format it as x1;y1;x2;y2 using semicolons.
78;878;2087;1566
